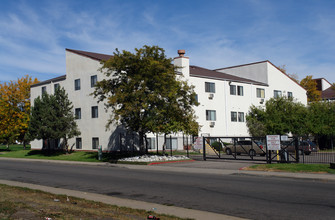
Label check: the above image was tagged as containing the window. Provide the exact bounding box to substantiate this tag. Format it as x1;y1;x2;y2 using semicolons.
274;90;282;98
92;137;99;149
54;83;60;92
194;94;198;103
237;86;243;96
146;138;156;149
230;85;236;95
42;86;47;94
231;111;237;122
206;110;216;121
91;106;98;118
91;75;97;87
74;79;80;90
257;88;265;98
205;82;215;93
75;108;81;119
288;92;293;98
238;112;245;122
166;137;178;150
76;138;82;149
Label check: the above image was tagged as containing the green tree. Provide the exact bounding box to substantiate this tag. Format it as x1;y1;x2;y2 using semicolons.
307;101;335;137
307;101;335;149
92;45;199;152
246;97;308;136
246;105;267;137
300;75;321;102
28;88;80;152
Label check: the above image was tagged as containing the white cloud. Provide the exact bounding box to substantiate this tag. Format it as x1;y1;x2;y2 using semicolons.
0;0;335;84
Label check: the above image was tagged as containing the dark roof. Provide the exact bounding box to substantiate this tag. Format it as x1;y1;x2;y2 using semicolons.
66;48;113;61
30;75;66;88
190;65;268;86
321;86;335;100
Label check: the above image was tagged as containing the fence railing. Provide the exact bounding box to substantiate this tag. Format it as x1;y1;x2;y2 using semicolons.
201;136;335;164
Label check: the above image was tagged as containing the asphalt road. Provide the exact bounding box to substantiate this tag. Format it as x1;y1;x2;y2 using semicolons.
0;160;334;220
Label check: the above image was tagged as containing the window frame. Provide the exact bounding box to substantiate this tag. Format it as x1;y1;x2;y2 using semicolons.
205;82;215;93
237;86;244;96
166;137;178;150
91;75;97;88
75;108;81;119
54;83;60;92
230;85;236;95
287;91;293;98
76;138;82;149
74;79;81;90
231;111;237;122
238;112;245;122
256;88;265;98
91;106;98;118
206;110;216;121
42;86;47;94
274;90;282;98
92;137;99;149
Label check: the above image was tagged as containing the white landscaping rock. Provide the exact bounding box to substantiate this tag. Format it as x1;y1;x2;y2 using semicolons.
119;155;190;162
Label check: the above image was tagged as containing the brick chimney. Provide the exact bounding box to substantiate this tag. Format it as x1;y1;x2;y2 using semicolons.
174;49;190;78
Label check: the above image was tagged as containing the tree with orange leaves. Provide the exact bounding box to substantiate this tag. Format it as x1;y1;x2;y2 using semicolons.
300;75;321;102
0;75;39;149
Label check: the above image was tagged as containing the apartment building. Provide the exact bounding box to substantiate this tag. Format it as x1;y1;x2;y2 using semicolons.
30;49;307;151
313;78;335;101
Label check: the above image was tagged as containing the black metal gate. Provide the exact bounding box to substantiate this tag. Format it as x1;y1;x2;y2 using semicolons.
201;136;334;164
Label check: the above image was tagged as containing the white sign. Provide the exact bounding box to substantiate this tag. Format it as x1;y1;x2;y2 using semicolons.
266;135;281;150
281;135;288;141
194;137;203;150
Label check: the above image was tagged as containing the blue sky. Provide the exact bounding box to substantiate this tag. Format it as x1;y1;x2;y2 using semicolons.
1;0;335;83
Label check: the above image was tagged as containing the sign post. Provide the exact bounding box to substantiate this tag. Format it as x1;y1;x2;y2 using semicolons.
98;145;102;161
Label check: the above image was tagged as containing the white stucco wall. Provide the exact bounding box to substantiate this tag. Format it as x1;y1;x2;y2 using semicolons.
30;50;308;151
321;78;332;91
266;63;307;105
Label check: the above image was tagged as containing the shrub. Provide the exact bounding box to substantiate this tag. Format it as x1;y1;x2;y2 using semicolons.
211;141;223;151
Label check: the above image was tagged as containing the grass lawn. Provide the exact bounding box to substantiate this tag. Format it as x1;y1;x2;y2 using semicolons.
0;144;115;162
0;144;196;163
0;184;185;220
248;163;335;174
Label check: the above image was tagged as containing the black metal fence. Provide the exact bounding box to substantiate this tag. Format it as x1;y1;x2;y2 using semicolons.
201;136;335;164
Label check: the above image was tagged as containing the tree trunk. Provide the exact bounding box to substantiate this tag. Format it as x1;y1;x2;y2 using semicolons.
139;130;145;154
144;134;148;154
47;139;50;155
64;137;68;154
163;133;166;155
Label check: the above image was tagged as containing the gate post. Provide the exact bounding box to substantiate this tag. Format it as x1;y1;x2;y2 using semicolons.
266;136;272;164
295;137;299;163
203;136;206;161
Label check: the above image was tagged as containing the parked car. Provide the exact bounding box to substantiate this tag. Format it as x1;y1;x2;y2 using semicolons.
281;140;318;155
224;140;266;156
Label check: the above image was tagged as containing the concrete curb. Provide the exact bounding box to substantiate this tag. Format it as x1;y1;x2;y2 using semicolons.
0;179;245;220
148;159;195;165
